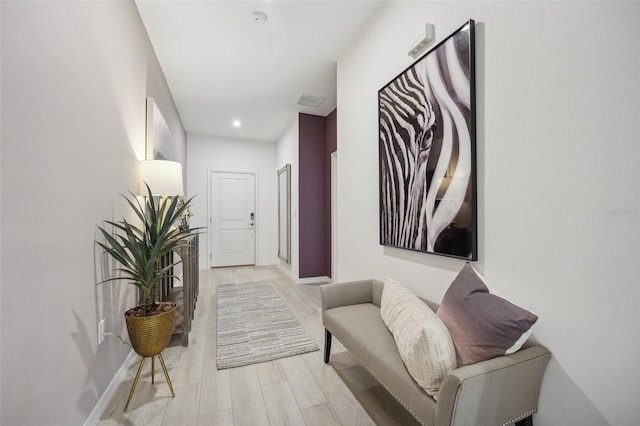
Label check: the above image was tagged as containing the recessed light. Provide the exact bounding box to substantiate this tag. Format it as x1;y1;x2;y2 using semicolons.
232;120;242;128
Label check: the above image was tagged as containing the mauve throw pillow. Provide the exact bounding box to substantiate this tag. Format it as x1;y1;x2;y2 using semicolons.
437;263;538;366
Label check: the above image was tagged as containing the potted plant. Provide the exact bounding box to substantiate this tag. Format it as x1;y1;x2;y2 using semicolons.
96;183;196;410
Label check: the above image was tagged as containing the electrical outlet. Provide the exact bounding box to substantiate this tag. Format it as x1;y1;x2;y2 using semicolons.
98;319;106;345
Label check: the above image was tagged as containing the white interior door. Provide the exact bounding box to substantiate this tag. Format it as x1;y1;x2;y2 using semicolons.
210;171;256;267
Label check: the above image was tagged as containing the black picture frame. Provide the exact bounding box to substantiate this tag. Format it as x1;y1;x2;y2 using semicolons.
378;19;477;260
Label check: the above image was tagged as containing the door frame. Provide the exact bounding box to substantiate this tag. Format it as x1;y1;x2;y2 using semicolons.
331;152;338;283
208;169;259;268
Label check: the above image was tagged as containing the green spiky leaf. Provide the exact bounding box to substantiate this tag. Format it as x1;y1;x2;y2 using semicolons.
95;183;200;310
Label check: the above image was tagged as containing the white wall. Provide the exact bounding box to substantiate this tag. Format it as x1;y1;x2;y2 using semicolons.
186;133;277;268
337;2;640;425
275;118;300;280
0;2;186;424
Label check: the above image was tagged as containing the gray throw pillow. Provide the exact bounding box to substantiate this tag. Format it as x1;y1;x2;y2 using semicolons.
437;263;538;366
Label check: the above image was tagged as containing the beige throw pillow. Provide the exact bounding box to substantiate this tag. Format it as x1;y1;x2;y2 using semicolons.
380;278;457;400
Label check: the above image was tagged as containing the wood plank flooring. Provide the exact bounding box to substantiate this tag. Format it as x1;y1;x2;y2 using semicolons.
97;266;412;426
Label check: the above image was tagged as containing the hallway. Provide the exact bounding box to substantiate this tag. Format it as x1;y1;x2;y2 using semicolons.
97;266;413;425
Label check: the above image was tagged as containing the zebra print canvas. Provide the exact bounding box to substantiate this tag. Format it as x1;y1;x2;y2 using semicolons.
379;20;476;260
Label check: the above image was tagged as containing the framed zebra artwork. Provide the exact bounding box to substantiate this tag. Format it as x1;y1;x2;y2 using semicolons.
378;20;477;260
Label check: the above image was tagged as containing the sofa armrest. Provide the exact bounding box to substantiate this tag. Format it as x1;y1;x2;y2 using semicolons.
320;280;376;312
435;344;551;426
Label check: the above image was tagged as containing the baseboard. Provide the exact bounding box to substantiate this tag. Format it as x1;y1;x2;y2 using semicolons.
296;276;331;285
276;262;295;280
275;263;331;285
83;349;137;426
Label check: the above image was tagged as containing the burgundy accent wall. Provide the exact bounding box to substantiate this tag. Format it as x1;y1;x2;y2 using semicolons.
325;109;337;278
299;113;328;278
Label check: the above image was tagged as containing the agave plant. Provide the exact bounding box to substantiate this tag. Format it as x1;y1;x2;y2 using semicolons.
97;183;196;313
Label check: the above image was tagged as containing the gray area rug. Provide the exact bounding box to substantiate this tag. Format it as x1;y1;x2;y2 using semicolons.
216;280;319;369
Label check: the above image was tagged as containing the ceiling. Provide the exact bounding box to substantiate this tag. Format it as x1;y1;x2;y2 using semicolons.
136;0;384;142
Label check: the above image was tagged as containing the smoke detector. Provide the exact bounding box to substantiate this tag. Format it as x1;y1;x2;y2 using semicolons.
251;11;267;25
297;94;326;108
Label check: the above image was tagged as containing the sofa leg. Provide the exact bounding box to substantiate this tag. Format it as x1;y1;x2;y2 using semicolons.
324;329;332;363
515;416;533;426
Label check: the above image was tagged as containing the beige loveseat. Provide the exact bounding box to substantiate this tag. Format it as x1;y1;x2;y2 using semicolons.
321;279;550;426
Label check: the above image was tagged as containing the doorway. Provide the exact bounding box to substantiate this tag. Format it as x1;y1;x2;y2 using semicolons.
209;171;256;267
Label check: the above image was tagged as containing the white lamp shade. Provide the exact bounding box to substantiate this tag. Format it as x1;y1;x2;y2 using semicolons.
140;160;184;196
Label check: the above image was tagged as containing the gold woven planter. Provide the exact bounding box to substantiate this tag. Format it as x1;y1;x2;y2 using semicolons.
123;303;177;411
125;303;176;357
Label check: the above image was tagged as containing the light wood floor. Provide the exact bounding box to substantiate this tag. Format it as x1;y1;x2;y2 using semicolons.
98;266;416;426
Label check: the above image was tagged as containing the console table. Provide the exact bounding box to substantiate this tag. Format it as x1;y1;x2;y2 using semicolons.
151;234;199;346
172;234;199;346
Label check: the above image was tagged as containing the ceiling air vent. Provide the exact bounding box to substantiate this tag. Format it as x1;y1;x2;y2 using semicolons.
297;94;326;108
